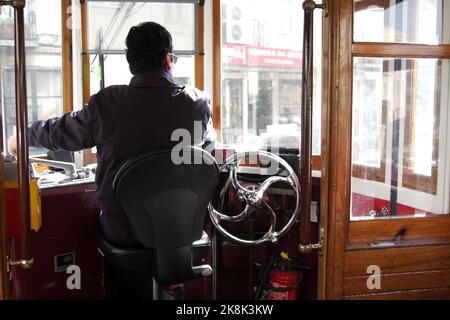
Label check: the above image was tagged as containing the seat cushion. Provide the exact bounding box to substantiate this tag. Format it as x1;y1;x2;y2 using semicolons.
98;231;210;275
97;233;153;272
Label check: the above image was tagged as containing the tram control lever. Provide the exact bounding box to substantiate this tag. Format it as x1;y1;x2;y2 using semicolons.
29;157;78;180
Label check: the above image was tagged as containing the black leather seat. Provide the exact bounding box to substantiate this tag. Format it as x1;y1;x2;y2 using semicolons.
98;147;219;286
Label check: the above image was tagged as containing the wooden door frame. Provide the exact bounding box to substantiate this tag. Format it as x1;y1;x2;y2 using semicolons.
0;112;8;300
319;0;450;299
321;0;353;299
317;0;335;300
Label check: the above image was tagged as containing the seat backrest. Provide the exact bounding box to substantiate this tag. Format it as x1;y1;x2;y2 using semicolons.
113;146;219;249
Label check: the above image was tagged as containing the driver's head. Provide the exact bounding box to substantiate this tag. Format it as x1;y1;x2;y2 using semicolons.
125;21;173;74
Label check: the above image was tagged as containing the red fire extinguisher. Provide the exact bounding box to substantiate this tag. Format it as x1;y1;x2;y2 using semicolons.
256;252;308;300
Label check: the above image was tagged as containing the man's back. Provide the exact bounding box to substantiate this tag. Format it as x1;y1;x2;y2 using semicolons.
29;71;213;243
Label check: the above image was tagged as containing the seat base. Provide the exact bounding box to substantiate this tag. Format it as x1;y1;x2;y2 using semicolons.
97;234;153;272
98;231;211;277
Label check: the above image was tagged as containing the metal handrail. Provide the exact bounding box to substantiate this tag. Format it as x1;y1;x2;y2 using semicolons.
299;0;325;248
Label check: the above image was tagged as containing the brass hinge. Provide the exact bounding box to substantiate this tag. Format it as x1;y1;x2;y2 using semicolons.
298;228;324;256
6;256;34;272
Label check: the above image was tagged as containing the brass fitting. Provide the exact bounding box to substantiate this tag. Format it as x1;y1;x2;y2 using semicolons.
12;0;26;9
0;0;26;9
302;0;317;11
7;257;34;272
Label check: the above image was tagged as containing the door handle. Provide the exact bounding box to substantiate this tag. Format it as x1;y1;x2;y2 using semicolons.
298;228;324;256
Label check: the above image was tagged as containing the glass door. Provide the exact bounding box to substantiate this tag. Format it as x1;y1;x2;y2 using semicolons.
351;0;450;221
321;0;450;299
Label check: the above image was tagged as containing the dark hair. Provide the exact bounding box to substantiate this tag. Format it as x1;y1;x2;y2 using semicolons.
125;22;173;74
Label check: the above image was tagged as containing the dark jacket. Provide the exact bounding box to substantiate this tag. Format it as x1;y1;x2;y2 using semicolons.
28;71;215;243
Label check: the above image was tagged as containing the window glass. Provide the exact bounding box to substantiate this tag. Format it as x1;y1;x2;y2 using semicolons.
86;2;196;95
352;58;384;168
354;0;450;44
220;0;322;154
89;54;195;95
87;1;197;53
351;57;450;220
0;0;63;155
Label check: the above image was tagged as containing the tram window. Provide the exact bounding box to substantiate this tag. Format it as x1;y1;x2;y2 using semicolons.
88;54;195;94
87;1;197;53
354;0;450;44
85;1;198;91
220;0;322;154
0;0;63;155
351;57;450;219
352;58;385;178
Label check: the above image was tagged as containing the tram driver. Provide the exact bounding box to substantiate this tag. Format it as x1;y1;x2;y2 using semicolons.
8;21;216;299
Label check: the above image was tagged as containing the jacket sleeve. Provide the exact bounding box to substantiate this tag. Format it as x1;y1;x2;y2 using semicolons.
199;95;217;152
28;95;97;151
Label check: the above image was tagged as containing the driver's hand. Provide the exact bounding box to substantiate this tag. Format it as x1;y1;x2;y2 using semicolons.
7;135;17;157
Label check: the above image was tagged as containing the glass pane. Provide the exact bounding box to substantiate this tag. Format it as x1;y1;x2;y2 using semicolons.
354;0;450;44
87;1;196;52
88;54;195;94
220;0;322;154
351;57;450;220
0;0;63;156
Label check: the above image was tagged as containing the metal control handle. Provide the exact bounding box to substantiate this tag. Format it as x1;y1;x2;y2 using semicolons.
30;157;78;180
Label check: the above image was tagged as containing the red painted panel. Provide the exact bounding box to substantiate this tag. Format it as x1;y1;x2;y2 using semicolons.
5;187;20;238
11;183;104;300
222;44;302;68
351;192;432;217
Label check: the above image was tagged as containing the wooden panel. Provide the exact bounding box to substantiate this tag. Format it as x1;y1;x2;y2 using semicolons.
324;0;353;299
348;216;450;245
0;99;7;300
61;0;73;113
80;2;96;165
81;1;90;105
212;0;221;131
194;4;204;90
312;155;321;171
344;245;450;276
317;0;333;299
344;270;450;295
352;43;450;58
345;287;450;300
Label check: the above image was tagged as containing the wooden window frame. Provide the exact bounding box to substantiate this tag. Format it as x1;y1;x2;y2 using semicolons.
212;0;322;169
80;0;96;165
352;2;444;190
350;20;450;211
61;0;73;114
402;60;441;195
